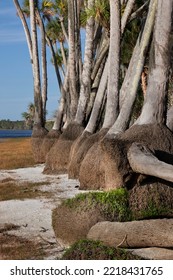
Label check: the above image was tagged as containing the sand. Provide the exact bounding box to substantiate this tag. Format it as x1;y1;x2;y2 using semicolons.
0;164;85;259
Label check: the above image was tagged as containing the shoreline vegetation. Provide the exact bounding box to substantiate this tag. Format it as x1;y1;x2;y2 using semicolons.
0;120;26;130
0;119;54;131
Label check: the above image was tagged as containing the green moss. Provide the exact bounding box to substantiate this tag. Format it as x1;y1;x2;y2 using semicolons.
61;239;143;260
139;200;173;219
63;188;132;221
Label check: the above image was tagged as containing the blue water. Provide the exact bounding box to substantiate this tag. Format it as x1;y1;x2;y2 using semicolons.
0;130;32;138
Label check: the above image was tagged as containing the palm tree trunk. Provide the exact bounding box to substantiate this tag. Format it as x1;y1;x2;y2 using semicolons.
135;0;173;125
52;96;65;131
75;0;95;125
60;42;67;70
59;16;69;43
29;0;43;127
68;0;79;119
102;0;121;129
107;0;157;136
85;58;108;133
121;0;136;35
36;10;47;125
167;105;173;132
85;57;106;121
91;38;109;81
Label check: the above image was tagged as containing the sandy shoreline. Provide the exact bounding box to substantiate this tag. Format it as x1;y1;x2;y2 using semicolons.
0;164;84;259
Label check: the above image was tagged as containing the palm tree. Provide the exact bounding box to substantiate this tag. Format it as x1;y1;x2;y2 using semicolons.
46;18;67;71
14;0;48;128
29;0;43;128
67;0;80;120
21;102;35;129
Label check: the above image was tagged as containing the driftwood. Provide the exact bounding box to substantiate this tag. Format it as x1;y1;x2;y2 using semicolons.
127;142;173;183
87;219;173;248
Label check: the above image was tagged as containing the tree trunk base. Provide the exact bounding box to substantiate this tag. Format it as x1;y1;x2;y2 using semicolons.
31;125;48;163
129;181;173;220
79;142;105;190
39;129;61;162
79;124;173;190
43;122;84;174
68;129;108;179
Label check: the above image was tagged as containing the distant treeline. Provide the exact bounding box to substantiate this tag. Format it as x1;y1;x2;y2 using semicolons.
0;119;54;130
0;119;26;130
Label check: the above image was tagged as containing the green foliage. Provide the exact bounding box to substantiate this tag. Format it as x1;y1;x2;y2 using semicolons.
21;1;30;17
46;18;65;43
61;239;143;260
121;19;141;66
53;0;68;17
21;102;35;129
80;0;110;29
50;48;68;66
63;188;131;222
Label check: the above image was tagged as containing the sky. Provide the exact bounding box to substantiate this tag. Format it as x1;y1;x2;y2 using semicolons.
0;0;60;121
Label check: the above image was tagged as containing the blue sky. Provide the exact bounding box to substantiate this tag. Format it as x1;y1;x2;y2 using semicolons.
0;0;60;121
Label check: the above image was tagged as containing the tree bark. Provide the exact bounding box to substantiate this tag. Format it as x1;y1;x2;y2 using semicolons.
129;1;149;23
91;38;109;81
167;105;173;132
85;59;108;133
136;0;173;125
75;0;95;125
36;10;48;125
102;0;121;129
52;96;65;131
85;58;106;121
107;0;157;136
121;0;136;35
127;142;173;183
60;41;67;70
29;0;43;127
68;0;79;119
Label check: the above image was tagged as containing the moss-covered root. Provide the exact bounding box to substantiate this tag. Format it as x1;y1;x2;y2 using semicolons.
61;239;144;260
52;188;132;246
64;188;131;221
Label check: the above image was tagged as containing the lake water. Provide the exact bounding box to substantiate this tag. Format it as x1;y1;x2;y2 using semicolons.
0;129;32;139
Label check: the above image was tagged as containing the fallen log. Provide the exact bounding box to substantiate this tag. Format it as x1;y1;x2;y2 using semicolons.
87;219;173;248
127;142;173;183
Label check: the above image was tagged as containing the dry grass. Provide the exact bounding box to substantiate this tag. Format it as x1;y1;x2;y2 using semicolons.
0;224;46;260
0;138;57;260
0;180;52;201
0;138;35;170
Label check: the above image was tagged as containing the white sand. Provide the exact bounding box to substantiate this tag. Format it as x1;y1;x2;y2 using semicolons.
0;165;85;259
